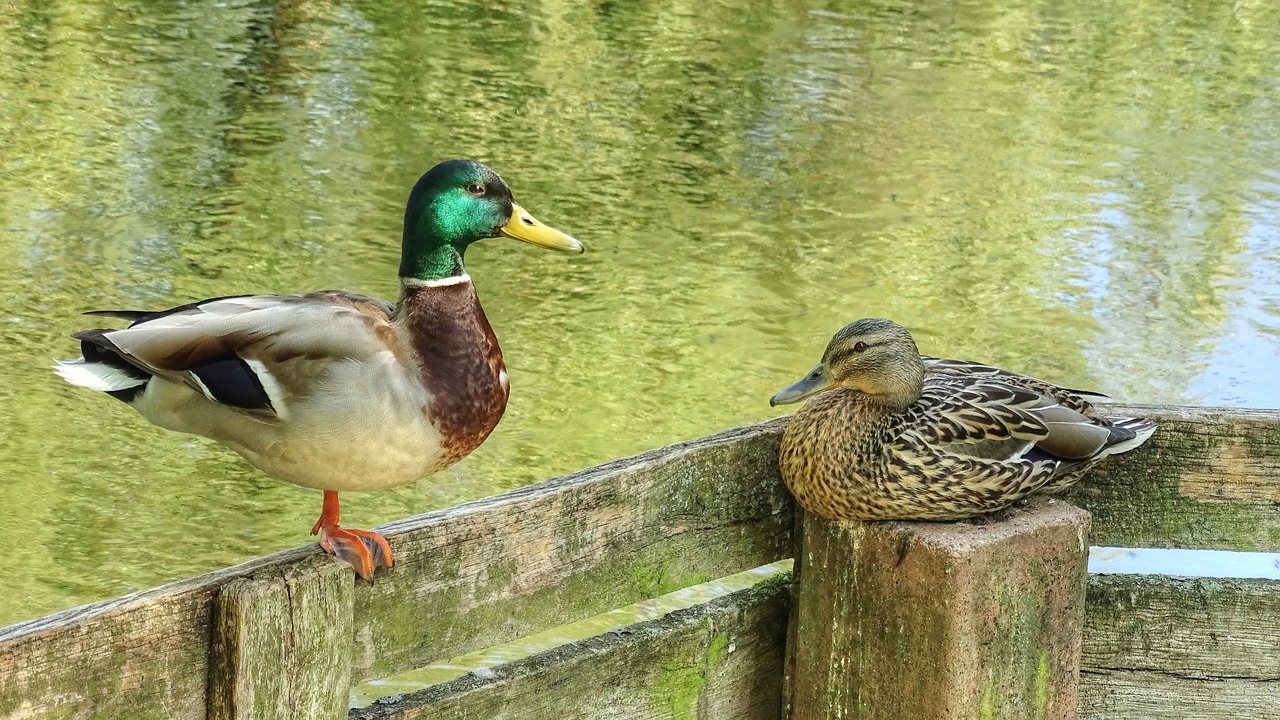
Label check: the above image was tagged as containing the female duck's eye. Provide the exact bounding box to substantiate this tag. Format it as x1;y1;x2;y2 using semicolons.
853;341;869;353
466;183;486;196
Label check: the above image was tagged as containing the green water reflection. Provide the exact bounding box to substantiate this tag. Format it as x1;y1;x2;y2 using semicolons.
1;0;1278;625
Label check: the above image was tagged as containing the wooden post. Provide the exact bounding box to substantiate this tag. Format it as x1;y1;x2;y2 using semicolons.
207;555;354;720
786;497;1090;720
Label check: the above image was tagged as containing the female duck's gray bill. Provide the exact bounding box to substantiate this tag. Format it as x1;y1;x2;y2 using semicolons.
769;364;835;406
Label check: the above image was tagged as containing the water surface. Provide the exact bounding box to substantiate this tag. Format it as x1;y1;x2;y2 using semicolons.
2;0;1279;625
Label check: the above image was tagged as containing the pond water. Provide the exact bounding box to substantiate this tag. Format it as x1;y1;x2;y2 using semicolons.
2;0;1279;626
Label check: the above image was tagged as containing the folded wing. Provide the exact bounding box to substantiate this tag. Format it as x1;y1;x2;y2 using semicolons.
56;292;398;420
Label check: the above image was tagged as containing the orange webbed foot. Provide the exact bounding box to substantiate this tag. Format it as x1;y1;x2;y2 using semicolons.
314;525;393;580
311;491;393;580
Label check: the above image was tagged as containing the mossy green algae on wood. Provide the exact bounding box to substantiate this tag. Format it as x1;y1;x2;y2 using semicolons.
352;579;789;720
652;633;731;720
350;421;792;682
787;498;1089;720
1065;405;1280;552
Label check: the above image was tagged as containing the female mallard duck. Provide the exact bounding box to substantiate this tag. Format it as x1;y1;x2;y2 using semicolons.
55;160;583;579
769;318;1155;521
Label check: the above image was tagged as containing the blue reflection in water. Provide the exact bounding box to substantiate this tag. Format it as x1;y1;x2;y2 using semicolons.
1089;545;1280;580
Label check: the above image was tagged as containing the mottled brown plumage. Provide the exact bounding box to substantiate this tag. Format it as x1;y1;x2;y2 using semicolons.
770;318;1156;521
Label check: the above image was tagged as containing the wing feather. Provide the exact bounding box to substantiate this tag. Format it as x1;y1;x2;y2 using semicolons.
77;291;399;419
923;356;1103;414
914;357;1151;467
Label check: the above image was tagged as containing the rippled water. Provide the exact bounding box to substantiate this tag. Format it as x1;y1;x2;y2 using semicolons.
1;0;1278;625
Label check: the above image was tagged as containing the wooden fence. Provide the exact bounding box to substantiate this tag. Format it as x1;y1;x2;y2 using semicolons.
0;404;1277;719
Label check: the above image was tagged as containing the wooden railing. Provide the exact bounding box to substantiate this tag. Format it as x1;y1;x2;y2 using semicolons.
0;405;1277;719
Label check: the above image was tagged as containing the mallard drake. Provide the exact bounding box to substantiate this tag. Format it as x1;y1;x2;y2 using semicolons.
55;160;583;579
769;318;1155;521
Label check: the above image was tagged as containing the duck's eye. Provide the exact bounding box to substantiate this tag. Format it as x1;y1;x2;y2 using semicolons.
853;341;869;353
465;183;486;197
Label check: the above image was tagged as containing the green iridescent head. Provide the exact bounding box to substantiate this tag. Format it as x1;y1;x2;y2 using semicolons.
400;160;583;281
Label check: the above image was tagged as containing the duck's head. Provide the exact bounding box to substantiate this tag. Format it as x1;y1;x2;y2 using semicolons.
770;318;926;411
400;159;583;281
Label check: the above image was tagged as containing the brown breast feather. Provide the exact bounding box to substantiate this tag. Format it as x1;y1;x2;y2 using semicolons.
398;280;509;468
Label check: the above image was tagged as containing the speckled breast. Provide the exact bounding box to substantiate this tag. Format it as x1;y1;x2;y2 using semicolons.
400;278;511;471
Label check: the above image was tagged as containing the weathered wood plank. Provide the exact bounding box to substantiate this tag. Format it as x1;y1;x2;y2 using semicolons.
349;421;792;682
0;421;793;719
1080;670;1278;719
1080;573;1280;719
350;575;791;720
4;403;1278;719
0;547;314;720
208;556;354;720
785;497;1090;720
1066;404;1280;552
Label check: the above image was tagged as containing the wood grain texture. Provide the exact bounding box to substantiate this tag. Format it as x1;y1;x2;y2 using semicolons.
786;497;1091;720
350;576;791;720
1080;670;1279;719
0;421;792;719
0;546;314;720
1080;573;1280;719
207;556;354;720
348;420;793;682
1064;404;1280;551
4;404;1280;720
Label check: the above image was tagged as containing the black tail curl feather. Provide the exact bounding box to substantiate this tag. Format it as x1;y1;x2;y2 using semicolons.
72;328;151;403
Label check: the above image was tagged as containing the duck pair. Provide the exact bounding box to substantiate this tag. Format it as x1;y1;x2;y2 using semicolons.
58;160;1154;579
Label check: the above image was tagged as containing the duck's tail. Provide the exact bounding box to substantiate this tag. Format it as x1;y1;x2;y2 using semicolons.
1098;416;1158;457
54;328;151;403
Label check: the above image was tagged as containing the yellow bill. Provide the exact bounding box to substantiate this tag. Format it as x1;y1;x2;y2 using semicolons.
499;202;584;253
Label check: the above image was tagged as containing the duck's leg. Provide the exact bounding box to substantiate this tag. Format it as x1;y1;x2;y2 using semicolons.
310;491;393;580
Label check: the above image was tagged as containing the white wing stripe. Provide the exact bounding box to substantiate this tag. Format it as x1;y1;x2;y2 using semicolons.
187;372;218;403
245;358;290;420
